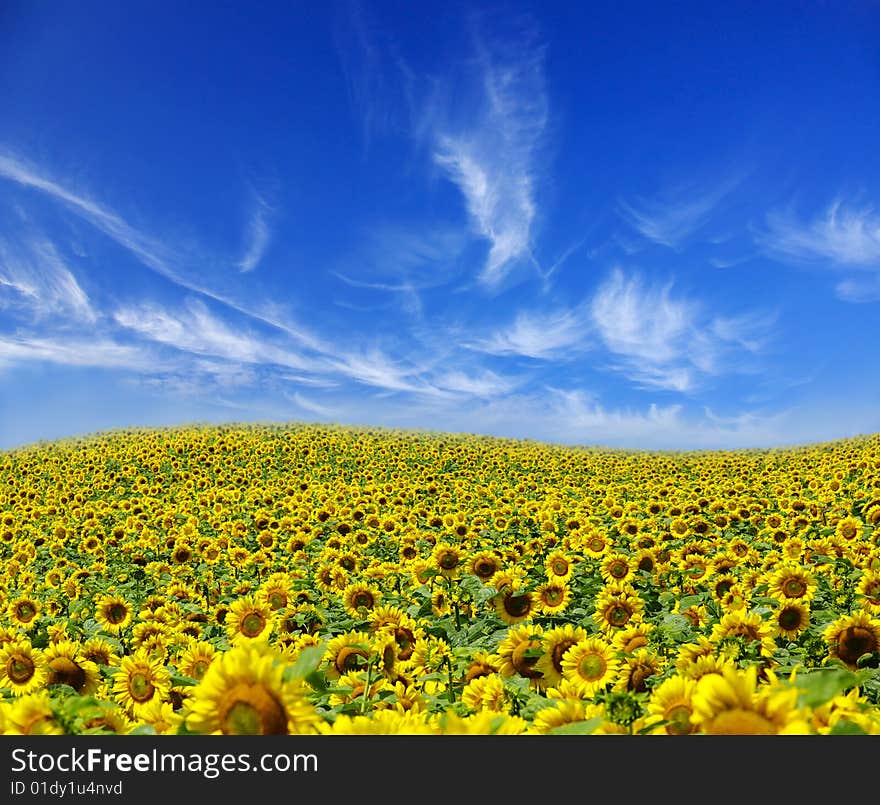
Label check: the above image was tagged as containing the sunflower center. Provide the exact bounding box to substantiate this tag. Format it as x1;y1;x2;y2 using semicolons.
503;593;532;618
782;578;807;598
551;639;577;673
838;626;877;665
605;603;632;628
394;628;415;661
705;709;777;735
439;553;459;570
511;639;543;679
7;653;35;684
543;587;565;606
609;561;628;579
190;660;211;680
241;613;267;638
107;604;128;624
551;559;569;576
335;646;369;674
778;607;804;630
577;652;607;682
626;663;656;693
353;592;374;610
622;633;648;654
128;671;156;703
715;580;734;598
15;602;36;622
664;704;693;735
268;592;287;610
219;683;288;735
382;645;395;672
48;657;86;692
474;560;497;579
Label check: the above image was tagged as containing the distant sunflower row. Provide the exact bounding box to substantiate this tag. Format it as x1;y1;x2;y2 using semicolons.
0;423;879;734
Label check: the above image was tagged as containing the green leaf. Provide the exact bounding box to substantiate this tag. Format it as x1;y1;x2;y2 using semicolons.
829;719;868;735
284;644;326;681
795;667;867;708
548;717;604;735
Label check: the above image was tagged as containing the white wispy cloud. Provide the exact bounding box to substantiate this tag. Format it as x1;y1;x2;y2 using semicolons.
0;235;95;323
236;195;272;273
589;268;773;392
619;178;739;248
0;333;159;372
289;391;342;419
466;306;589;359
835;275;880;303
112;299;315;372
0;150;178;280
761;199;880;267
0;149;331;353
431;27;548;288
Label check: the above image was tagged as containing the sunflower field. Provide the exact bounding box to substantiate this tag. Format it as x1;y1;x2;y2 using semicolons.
2;422;880;735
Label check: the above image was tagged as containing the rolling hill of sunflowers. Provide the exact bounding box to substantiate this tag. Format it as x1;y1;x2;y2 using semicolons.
2;421;880;735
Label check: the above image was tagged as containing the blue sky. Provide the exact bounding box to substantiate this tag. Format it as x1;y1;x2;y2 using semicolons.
1;0;879;451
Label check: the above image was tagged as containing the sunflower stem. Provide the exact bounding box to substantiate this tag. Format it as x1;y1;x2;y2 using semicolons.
360;658;374;715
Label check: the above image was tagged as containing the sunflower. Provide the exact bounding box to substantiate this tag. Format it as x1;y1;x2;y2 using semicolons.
327;671;389;707
496;624;545;684
464;650;502;683
709;610;775;659
835;515;864;542
611;623;654;656
368;607;420;661
342;582;382;619
614;648;665;693
493;585;536;625
138;699;183;735
94;595;133;633
535;624;589;688
371;629;401;681
535;581;571;615
225;595;275;645
7;596;40;628
323;631;371;680
560;637;620;698
43;641;100;696
256;574;294;611
594;586;644;632
532;699;603;733
691;665;808;734
4;691;66;735
0;640;47;696
646;675;697;735
857;571;880;615
327;709;433;735
766;563;818;603
582;530;610;559
81;638;120;669
468;550;503;582
600;552;637;585
431;543;464;579
185;642;321;735
824;611;880;669
112;648;172;718
772;601;811;641
461;673;509;713
433;710;530;735
544;550;575;582
80;703;136;735
176;640;218;682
